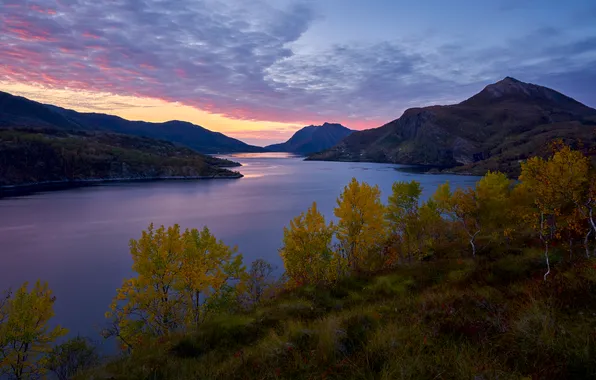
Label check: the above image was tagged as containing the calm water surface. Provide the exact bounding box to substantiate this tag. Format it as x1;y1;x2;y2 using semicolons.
0;153;479;347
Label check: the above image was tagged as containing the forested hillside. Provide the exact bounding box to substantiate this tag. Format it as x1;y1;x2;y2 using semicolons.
0;128;241;192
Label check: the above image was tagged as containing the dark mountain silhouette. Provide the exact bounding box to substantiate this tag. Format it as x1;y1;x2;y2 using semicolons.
266;122;353;155
308;77;596;176
0;91;265;154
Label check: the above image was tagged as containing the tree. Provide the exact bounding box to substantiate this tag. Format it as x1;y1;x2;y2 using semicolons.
416;199;445;259
575;167;596;257
386;181;422;262
106;223;244;350
242;259;276;306
475;171;512;245
46;337;99;380
519;144;590;279
433;182;482;257
280;202;339;287
433;172;511;257
451;187;482;256
0;281;67;380
179;227;245;327
335;178;386;272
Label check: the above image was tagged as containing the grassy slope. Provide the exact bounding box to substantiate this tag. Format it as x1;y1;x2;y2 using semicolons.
0;128;242;188
89;249;596;380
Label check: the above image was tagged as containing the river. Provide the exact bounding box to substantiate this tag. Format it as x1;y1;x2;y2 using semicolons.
0;153;479;349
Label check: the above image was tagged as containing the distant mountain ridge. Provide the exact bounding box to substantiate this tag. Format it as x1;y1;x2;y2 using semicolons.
266;122;353;155
308;77;596;176
0;91;265;154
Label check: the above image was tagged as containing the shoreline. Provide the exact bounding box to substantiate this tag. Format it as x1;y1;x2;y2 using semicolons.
0;173;243;198
304;157;484;176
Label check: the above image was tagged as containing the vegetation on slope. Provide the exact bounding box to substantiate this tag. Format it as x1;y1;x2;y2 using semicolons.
3;141;596;379
0;128;242;189
92;252;596;380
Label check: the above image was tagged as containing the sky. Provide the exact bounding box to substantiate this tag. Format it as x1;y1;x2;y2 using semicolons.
1;0;596;146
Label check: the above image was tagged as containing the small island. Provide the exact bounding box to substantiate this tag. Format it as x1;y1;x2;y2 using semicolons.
0;128;243;196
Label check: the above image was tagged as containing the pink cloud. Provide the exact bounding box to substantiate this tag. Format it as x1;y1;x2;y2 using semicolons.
82;31;101;39
29;4;56;15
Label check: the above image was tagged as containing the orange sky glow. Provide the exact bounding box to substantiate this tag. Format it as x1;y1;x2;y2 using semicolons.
0;82;331;146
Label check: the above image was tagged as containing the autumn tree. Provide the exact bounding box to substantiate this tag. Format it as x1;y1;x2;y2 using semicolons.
386;181;422;262
416;199;446;258
106;223;244;350
46;337;99;380
579;177;596;257
335;178;386;272
0;281;67;380
433;182;481;256
179;226;244;327
433;172;511;257
519;144;590;279
280;202;339;287
475;171;512;245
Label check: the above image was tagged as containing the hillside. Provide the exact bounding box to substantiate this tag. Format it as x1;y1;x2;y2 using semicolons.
265;122;352;155
0;91;266;154
308;77;596;175
0;128;242;194
83;253;596;380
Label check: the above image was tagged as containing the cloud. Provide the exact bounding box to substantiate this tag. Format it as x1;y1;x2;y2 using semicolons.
1;0;595;129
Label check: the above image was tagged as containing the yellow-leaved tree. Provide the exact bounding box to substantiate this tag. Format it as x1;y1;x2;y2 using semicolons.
578;177;596;257
416;199;445;259
280;202;340;287
519;144;590;279
386;180;422;262
0;281;67;380
179;226;244;327
335;178;386;272
106;223;244;350
475;171;512;246
433;172;510;257
433;182;482;256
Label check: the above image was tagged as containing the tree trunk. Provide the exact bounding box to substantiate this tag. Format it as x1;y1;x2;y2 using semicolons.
540;212;550;281
469;230;480;257
544;241;551;281
585;229;592;258
589;207;596;234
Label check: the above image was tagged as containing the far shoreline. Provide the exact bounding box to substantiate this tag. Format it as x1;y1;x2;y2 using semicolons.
0;173;243;199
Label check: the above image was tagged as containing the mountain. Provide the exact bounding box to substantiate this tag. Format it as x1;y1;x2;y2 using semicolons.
0;128;242;194
265;122;353;155
0;91;265;154
308;77;596;176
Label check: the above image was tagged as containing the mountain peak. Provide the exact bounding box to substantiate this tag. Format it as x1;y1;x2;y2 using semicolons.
265;122;352;155
461;77;590;111
321;122;345;128
482;76;534;98
501;76;521;83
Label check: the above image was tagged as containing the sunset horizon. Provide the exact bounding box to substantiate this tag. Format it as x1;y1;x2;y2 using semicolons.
2;0;596;146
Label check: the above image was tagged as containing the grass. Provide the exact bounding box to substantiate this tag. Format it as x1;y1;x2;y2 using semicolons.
82;250;596;379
